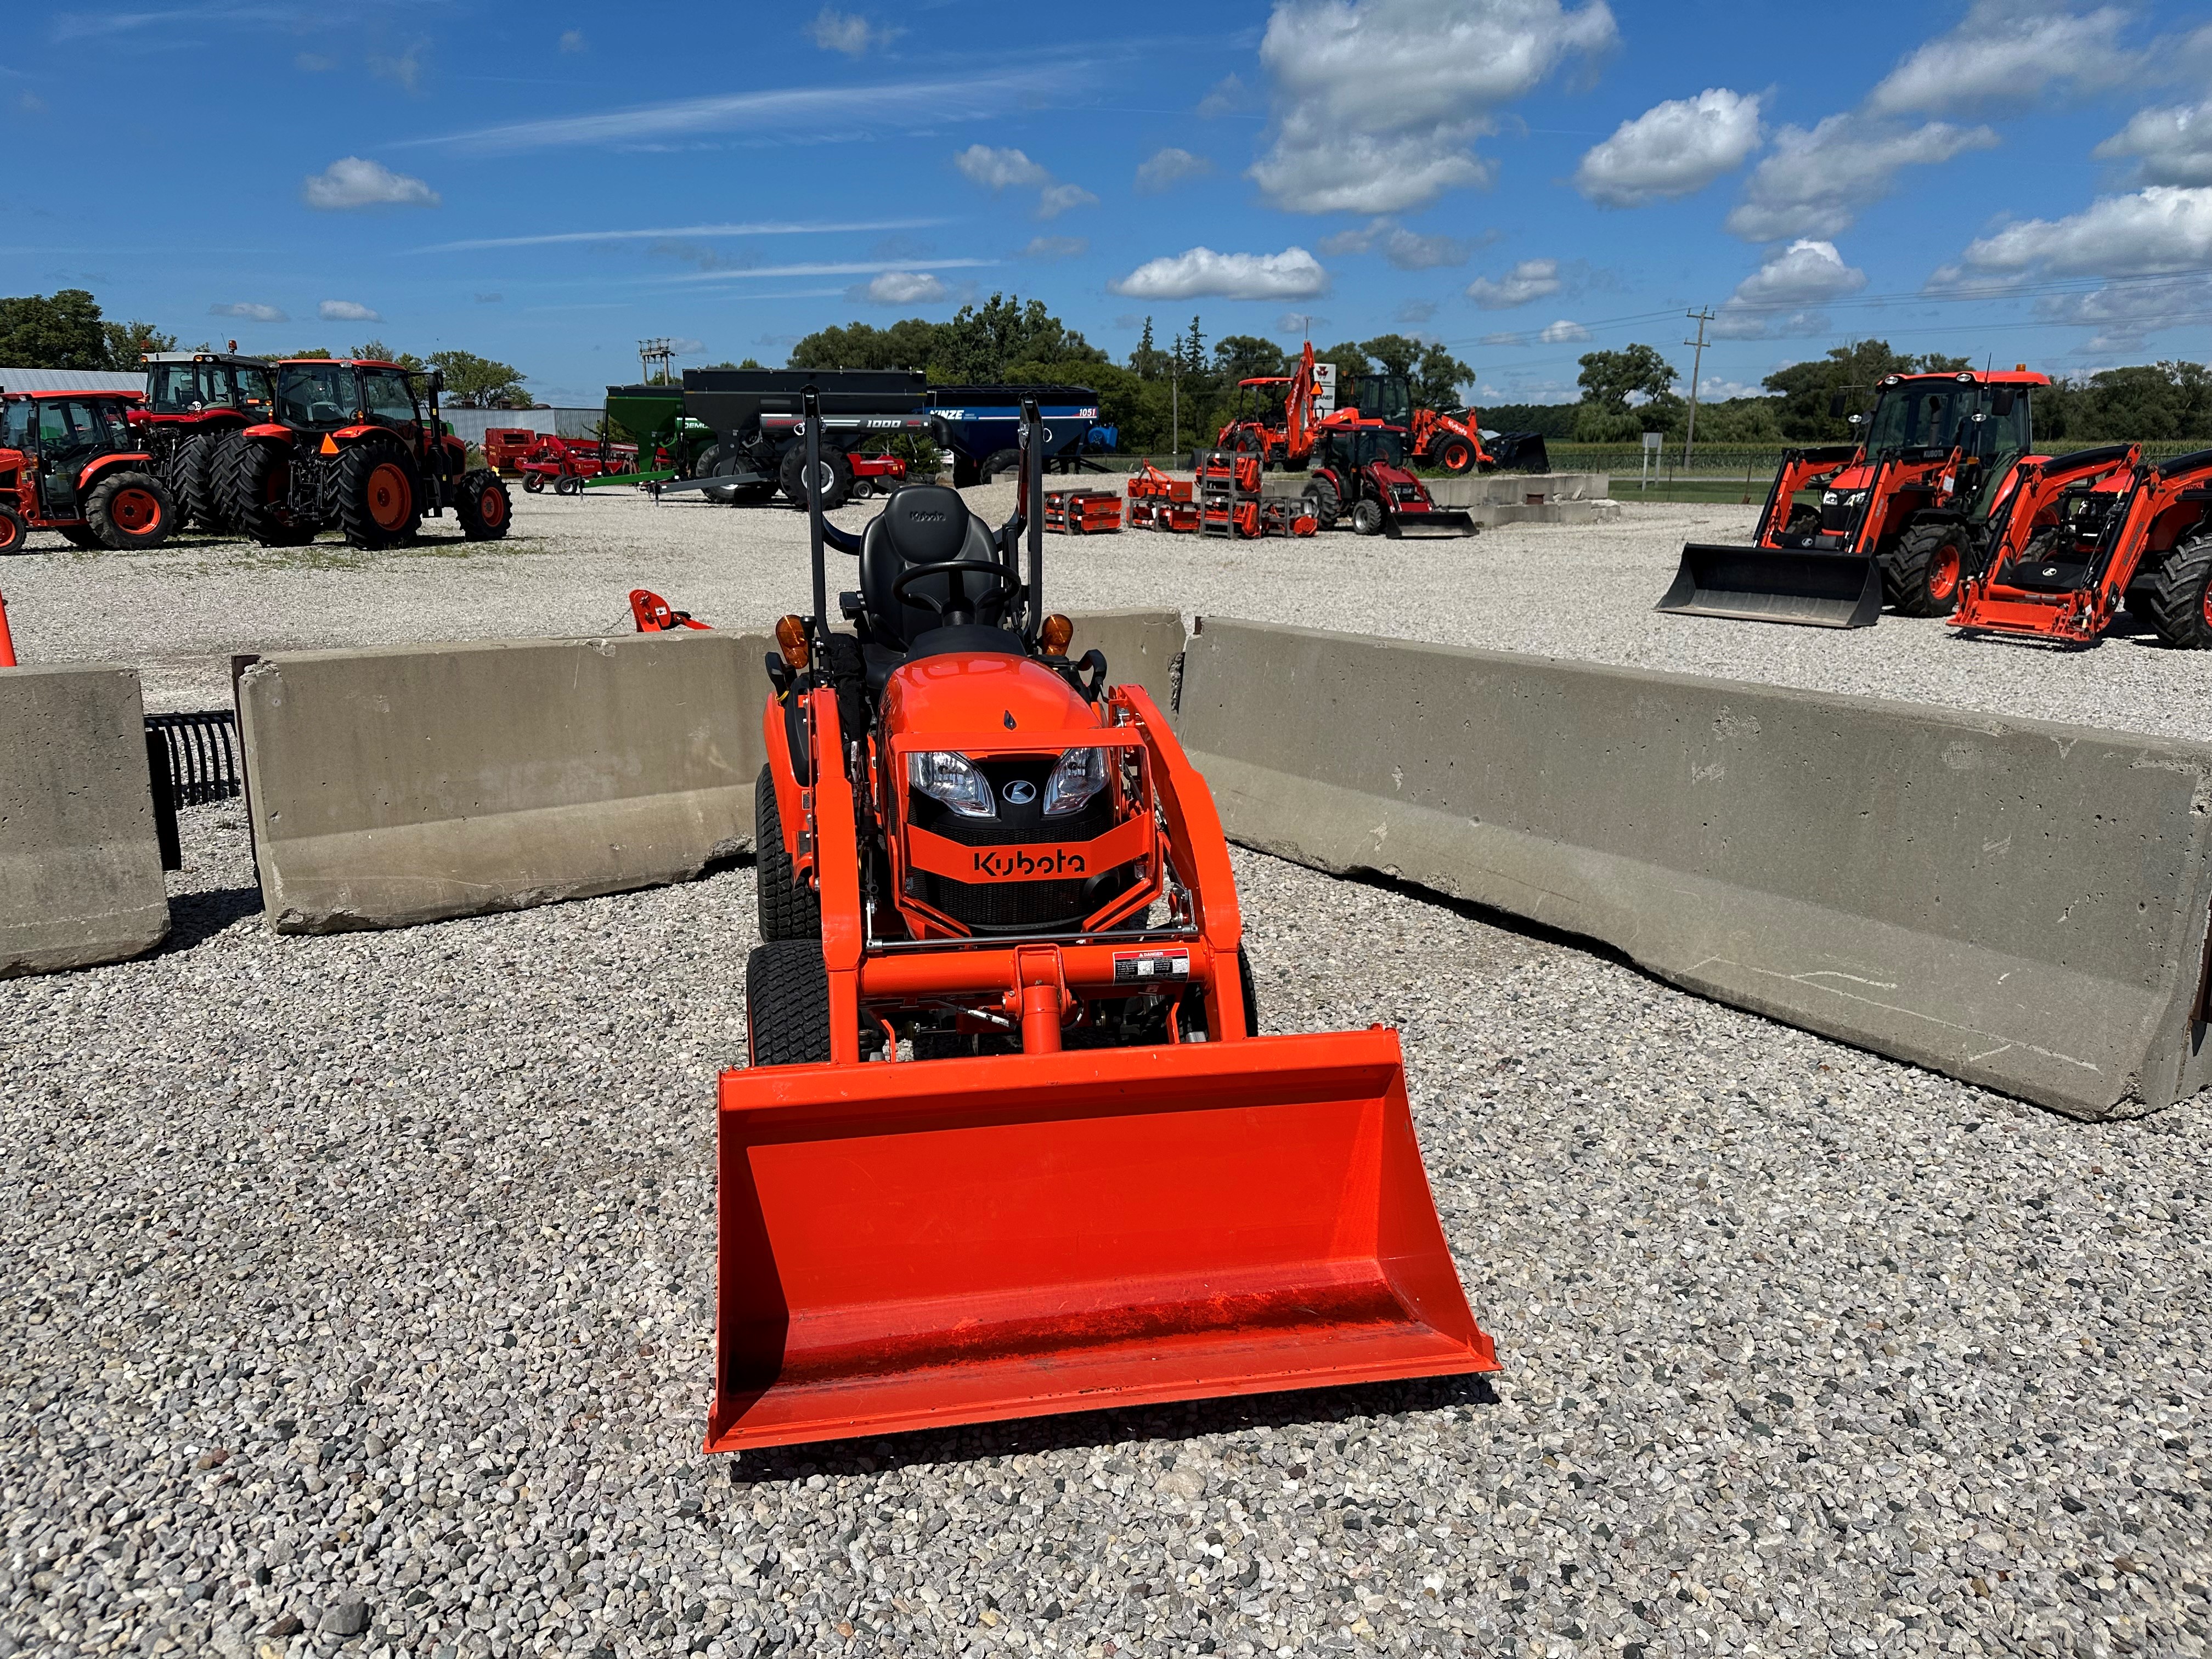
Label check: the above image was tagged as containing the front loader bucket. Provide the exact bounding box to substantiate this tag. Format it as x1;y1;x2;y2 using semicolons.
708;1028;1494;1452
1385;509;1479;540
1657;541;1883;629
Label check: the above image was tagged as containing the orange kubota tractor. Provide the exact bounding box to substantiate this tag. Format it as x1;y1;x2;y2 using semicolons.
223;357;512;550
134;349;275;532
1660;368;2048;628
704;392;1495;1451
0;388;176;554
1951;444;2212;647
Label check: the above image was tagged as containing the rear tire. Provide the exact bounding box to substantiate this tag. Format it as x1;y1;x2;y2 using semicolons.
1302;476;1340;531
454;468;512;540
225;437;316;545
780;444;853;510
337;441;421;550
175;432;225;531
754;767;821;941
745;940;832;1068
554;473;582;496
1350;498;1385;537
1436;437;1476;475
1886;520;1970;617
0;503;26;554
979;448;1024;486
2145;534;2212;648
83;471;174;550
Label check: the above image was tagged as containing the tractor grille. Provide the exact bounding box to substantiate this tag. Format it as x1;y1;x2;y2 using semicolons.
910;756;1116;934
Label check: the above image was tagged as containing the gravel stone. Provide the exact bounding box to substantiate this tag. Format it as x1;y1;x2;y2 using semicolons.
2;493;2208;1657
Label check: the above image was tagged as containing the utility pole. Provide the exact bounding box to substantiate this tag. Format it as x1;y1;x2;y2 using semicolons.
1681;307;1713;471
638;337;675;385
1170;354;1180;464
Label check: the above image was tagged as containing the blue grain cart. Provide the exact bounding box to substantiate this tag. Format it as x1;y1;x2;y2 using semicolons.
928;385;1103;487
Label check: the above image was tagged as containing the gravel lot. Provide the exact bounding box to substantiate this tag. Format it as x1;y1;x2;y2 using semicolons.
2;486;2208;740
3;489;2209;1659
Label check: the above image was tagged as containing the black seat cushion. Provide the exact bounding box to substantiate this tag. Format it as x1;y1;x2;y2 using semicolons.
860;486;1006;650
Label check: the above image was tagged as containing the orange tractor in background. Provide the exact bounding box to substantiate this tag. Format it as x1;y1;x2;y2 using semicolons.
223;357;512;549
1660;368;2049;629
1951;444;2212;647
699;392;1495;1451
0;388;176;554
1216;343;1549;476
134;349;274;532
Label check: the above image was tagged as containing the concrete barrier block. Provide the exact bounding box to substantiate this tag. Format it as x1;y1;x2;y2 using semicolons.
1178;618;2212;1121
241;632;765;934
1;664;169;975
1066;609;1185;709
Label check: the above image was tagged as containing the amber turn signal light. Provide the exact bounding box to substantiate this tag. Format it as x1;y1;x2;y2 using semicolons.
775;614;811;670
1040;613;1073;656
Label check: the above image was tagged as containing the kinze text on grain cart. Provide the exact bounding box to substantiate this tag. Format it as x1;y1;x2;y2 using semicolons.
1660;369;2048;629
0;388;176;554
221;357;512;550
702;392;1496;1452
1951;444;2212;648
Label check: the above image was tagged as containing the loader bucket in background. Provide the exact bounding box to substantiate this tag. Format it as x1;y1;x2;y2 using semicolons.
1386;509;1479;540
708;1028;1495;1453
1656;541;1883;629
1488;432;1550;473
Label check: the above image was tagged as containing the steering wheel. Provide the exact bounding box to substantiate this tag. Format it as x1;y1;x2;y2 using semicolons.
891;559;1020;625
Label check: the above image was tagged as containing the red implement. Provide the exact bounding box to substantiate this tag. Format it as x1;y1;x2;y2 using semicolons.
708;1028;1492;1451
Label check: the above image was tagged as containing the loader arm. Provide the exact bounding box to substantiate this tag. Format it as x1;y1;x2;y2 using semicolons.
1951;444;2145;642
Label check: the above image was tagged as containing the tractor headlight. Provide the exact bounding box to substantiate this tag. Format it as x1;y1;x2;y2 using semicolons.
1825;489;1868;509
908;751;994;819
1042;747;1109;817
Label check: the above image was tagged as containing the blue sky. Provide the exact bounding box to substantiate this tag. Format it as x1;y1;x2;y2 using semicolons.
7;0;2212;407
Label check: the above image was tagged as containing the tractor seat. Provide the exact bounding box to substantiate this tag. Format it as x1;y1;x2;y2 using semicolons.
858;484;1017;654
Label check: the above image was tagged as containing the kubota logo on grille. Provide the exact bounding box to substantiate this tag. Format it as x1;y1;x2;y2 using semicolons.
969;848;1085;879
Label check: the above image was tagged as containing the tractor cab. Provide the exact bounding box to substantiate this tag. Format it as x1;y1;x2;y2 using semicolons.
274;358;426;439
141;352;274;420
3;391;142;515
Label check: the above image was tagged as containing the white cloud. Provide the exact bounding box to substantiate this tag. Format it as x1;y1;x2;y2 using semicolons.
1136;147;1212;193
1574;88;1762;207
370;43;425;95
1867;2;2136;117
210;301;286;322
956;144;1092;219
474;292;503;303
1316;218;1470;268
1466;256;1560;308
318;300;382;323
302;156;440;210
808;7;899;55
1197;74;1253;118
1249;0;1618;215
1395;298;1437;324
955;144;1051;191
2027;274;2212;353
1955;184;2212;277
2096;99;2212;188
557;29;585;52
1022;235;1087;260
1037;182;1098;219
1538;318;1589;343
854;272;948;305
1108;246;1330;301
1725;115;1994;240
1710;241;1864;340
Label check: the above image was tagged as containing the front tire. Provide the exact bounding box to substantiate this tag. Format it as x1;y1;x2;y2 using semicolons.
336;441;421;550
754;768;821;941
83;471;174;550
1350;498;1385;537
0;503;26;555
745;940;832;1067
2145;534;2212;648
1435;437;1476;475
454;468;512;540
1886;520;1971;617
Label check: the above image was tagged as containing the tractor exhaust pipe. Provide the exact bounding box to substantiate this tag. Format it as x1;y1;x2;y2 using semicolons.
803;387;828;640
1021;395;1043;642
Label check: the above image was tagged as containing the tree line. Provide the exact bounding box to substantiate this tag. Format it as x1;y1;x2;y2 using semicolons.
0;287;534;409
1490;338;2212;449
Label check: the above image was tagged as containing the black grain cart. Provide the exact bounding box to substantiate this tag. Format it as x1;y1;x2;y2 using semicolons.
671;368;929;509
